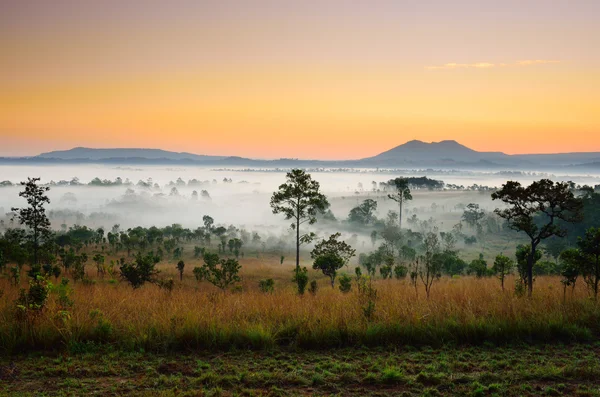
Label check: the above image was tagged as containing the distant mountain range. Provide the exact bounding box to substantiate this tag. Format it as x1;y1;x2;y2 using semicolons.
2;140;600;170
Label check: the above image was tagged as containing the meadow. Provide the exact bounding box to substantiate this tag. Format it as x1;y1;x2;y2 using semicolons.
1;250;599;354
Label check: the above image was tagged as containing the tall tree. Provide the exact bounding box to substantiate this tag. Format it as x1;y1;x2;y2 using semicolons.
492;179;583;296
11;177;52;266
387;178;412;229
270;169;329;272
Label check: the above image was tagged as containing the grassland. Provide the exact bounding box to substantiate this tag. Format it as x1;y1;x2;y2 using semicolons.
2;344;600;396
1;251;599;353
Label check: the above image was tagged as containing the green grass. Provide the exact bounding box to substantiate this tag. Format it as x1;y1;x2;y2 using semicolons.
2;344;600;396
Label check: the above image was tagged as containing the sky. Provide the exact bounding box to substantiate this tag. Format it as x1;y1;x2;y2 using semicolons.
1;0;599;159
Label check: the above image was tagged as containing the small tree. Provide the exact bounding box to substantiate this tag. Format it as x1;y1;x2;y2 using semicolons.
492;254;514;291
11;177;52;266
93;254;105;277
119;252;160;289
387;178;412;229
492;180;583;296
311;233;356;288
467;254;491;278
195;252;241;290
419;232;442;299
176;260;185;281
338;273;352;293
259;278;275;293
559;248;581;302
462;203;485;229
577;227;600;300
293;267;309;295
270;169;329;273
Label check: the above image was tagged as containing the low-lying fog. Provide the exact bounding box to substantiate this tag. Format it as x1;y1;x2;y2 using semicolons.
1;164;599;243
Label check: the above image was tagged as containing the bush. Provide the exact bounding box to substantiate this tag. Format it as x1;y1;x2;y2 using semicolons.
309;280;318;296
119;252;160;289
393;265;408;279
15;275;51;321
195;253;241;290
259;278;275;293
293;267;309;295
339;274;352;293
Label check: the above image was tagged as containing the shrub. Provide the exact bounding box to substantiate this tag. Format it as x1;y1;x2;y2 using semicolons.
176;260;185;281
157;278;175;292
293;267;309;295
339;273;352;293
119;252;160;289
259;278;275;293
195;253;241;290
309;280;318;295
15;275;51;321
393;264;408;279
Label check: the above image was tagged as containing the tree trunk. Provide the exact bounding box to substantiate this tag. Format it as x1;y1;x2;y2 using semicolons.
398;197;403;229
295;217;300;273
501;276;505;292
527;243;536;297
331;276;335;288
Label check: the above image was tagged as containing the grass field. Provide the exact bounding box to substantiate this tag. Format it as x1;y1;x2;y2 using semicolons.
2;244;600;395
2;344;600;396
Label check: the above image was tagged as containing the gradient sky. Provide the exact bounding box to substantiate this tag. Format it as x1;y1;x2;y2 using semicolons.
1;0;599;159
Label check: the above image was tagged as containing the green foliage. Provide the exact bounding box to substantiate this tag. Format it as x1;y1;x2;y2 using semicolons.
492;254;514;290
348;199;378;225
492;179;583;296
379;264;392;279
270;169;329;270
195;253;241;290
393;264;408;279
157;278;175;292
467;254;492;278
176;260;185;281
15;275;51;320
338;273;352;293
462;203;485;229
309;280;318;296
386;177;413;228
357;275;377;321
119;252;160;289
576;227;600;299
10;177;52;265
258;278;275;293
293;267;309;295
516;244;542;287
311;233;356;287
54;278;74;309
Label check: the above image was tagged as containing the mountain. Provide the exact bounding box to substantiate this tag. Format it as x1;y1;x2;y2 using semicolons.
2;141;598;170
36;147;227;162
361;140;511;166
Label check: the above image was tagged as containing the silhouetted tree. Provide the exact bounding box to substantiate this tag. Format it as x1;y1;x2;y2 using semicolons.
270;169;329;272
492;180;583;296
387;178;412;229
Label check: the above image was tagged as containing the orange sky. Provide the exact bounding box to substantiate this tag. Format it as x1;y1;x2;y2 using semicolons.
1;1;599;159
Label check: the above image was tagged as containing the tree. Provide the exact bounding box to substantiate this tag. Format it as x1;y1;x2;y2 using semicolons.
387;178;412;229
492;254;514;291
93;253;105;277
348;199;378;225
202;215;214;232
467;254;491;278
492;180;583;296
311;233;356;287
119;252;160;289
194;252;241;290
577;227;600;300
270;169;329;272
462;203;485;229
11;178;52;266
176;260;185;281
559;248;581;302
418;232;442;299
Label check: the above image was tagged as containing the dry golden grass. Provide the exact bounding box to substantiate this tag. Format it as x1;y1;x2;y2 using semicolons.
1;251;599;353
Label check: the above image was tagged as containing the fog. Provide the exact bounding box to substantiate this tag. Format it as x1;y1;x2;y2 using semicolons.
1;164;599;252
